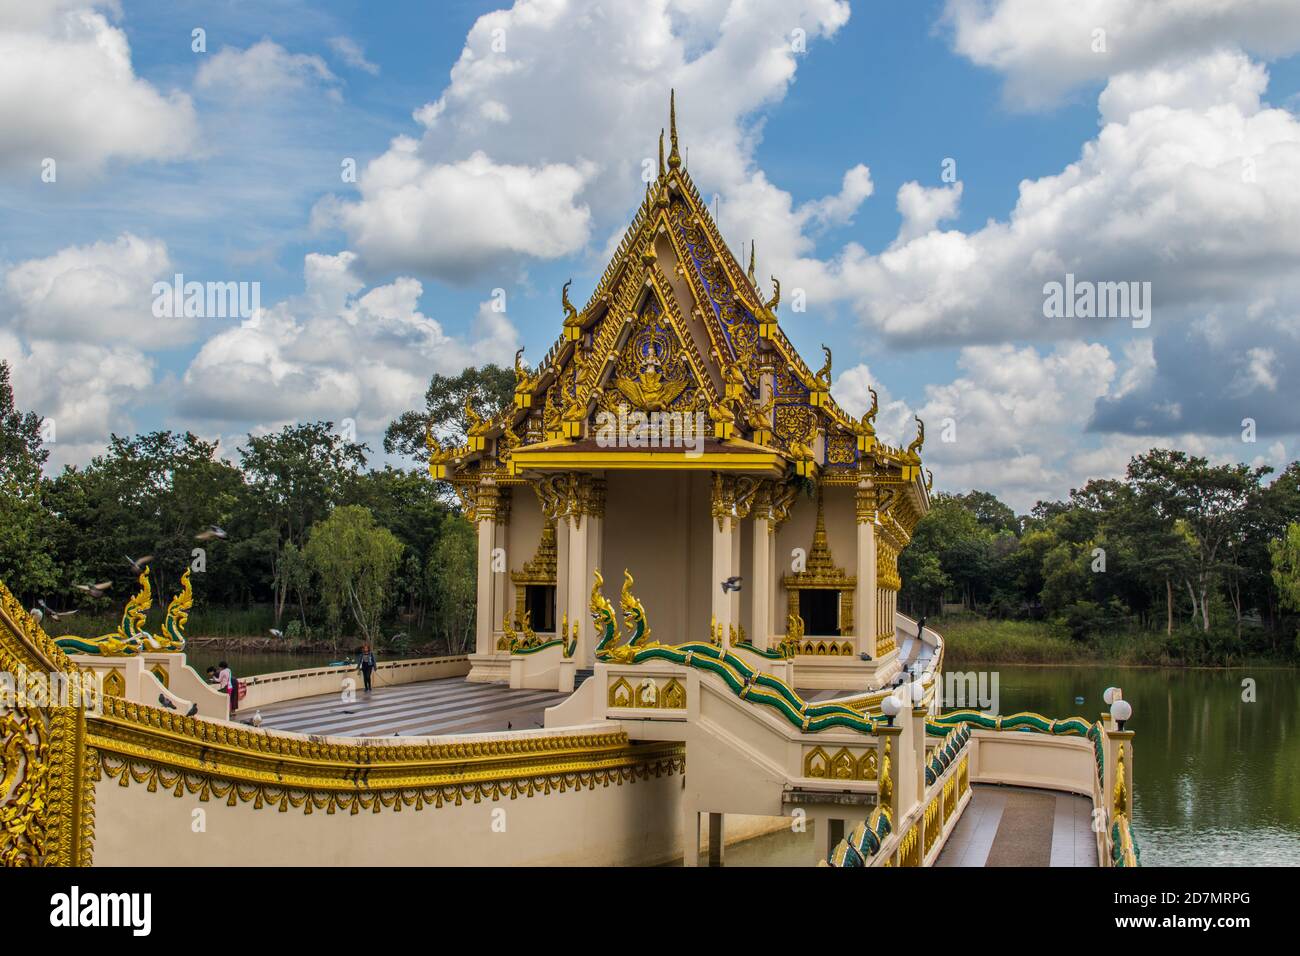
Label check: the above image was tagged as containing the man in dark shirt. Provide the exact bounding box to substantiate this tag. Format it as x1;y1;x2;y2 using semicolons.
359;644;377;692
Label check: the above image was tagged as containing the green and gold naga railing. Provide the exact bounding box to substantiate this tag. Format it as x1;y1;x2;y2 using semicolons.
590;569;888;735
825;708;1140;867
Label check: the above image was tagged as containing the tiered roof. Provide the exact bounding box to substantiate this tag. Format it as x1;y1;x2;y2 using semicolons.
429;93;929;531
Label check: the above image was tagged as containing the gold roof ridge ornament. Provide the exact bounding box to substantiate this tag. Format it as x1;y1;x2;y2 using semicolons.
668;88;682;170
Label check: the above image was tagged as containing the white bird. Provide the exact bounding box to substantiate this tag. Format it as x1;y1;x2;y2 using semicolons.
195;525;228;541
269;628;284;639
251;710;263;727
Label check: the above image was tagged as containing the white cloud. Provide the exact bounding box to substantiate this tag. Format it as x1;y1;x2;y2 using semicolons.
0;3;197;174
321;0;853;281
320;143;595;282
327;36;379;76
177;252;519;432
894;181;963;245
3;233;184;347
942;0;1300;109
195;39;338;100
830;51;1300;355
0;329;152;462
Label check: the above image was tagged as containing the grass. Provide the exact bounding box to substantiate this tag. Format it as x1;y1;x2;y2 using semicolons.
938;617;1092;666
936;614;1295;668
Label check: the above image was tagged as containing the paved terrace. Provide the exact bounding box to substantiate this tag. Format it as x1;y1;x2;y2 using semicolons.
935;785;1097;867
242;676;570;737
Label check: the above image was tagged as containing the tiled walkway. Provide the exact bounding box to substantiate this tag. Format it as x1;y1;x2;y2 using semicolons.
242;677;571;738
935;784;1097;867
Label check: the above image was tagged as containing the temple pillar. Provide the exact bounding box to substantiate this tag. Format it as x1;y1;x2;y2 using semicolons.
492;489;511;635
856;481;878;658
751;511;774;649
710;474;744;643
556;474;604;666
472;483;501;657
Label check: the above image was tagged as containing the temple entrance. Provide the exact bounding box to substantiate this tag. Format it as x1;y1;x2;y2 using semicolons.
800;589;841;637
525;584;556;633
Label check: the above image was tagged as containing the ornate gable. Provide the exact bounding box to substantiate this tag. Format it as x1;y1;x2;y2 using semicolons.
429;92;929;515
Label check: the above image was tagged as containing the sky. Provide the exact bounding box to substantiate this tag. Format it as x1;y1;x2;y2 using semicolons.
3;0;1300;511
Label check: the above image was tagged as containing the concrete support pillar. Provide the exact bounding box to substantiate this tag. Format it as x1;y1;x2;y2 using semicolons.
856;482;878;658
708;813;725;867
683;805;701;867
491;491;510;634
567;515;591;665
825;817;845;860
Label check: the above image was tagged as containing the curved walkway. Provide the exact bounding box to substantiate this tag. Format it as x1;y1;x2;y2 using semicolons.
935;784;1097;867
242;677;570;737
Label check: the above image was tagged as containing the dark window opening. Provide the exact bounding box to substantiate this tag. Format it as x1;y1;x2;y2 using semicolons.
525;585;557;633
799;589;841;637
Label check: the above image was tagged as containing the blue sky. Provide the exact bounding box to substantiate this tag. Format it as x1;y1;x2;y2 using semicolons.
4;0;1300;510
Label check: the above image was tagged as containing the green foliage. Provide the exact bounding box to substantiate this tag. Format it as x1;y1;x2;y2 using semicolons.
304;505;404;643
901;450;1299;663
426;517;477;654
384;364;516;462
1270;523;1300;612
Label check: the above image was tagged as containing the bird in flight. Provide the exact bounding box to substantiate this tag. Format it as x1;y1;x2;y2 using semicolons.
37;599;78;621
720;576;743;594
195;525;228;541
125;554;153;573
75;581;113;598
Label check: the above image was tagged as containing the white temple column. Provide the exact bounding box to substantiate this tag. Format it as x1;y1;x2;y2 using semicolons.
751;512;773;649
856;481;878;658
473;483;500;656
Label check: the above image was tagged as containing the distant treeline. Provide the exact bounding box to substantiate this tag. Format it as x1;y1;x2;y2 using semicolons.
900;452;1300;664
4;360;1300;663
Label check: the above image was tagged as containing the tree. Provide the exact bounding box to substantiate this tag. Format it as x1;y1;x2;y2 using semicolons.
304;505;403;644
1128;449;1267;632
240;423;368;624
384;364;515;462
427;517;477;653
1270;523;1300;612
0;361;57;597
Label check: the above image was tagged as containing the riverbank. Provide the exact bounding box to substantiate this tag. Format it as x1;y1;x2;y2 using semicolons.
938;616;1296;669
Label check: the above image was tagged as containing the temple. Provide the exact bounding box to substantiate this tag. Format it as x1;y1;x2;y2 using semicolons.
0;95;1141;872
430;93;931;693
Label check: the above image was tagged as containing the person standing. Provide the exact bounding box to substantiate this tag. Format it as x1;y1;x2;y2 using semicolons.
359;644;377;693
216;660;239;716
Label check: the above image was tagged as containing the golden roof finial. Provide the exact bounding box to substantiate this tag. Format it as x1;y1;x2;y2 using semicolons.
747;240;756;283
668;89;681;169
658;128;666;178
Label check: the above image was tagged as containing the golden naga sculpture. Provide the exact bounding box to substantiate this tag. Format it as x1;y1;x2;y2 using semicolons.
739;393;775;433
863;386;879;431
766;275;780;313
815;345;833;388
620;570;653;647
54;569;191;656
561;279;581;333
906;415;925;461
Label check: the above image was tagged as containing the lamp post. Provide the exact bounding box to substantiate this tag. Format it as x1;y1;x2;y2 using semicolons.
1110;698;1132;731
880;693;901;727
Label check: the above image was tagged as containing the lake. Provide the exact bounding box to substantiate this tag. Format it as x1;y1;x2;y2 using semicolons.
987;664;1300;867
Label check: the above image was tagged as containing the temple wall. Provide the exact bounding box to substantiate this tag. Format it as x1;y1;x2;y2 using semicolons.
90;757;685;867
603;472;712;643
